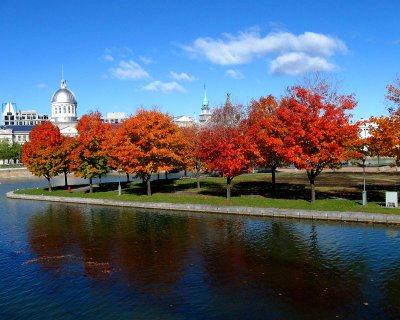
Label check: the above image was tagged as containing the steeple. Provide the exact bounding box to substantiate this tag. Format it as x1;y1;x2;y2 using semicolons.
61;65;67;89
202;84;209;111
225;93;232;106
199;84;212;124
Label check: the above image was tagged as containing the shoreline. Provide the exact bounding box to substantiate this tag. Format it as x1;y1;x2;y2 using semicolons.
6;191;400;226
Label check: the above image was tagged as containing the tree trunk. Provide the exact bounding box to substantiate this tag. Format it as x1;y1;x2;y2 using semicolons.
47;177;52;192
147;179;151;196
307;172;316;203
165;171;168;180
226;177;232;199
197;175;201;191
271;165;277;191
89;177;93;194
64;170;68;188
126;172;130;182
184;170;187;177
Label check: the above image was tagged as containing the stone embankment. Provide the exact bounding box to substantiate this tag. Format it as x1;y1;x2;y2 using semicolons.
0;168;35;179
6;191;400;225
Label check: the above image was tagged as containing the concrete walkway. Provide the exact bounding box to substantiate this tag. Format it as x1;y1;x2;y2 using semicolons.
6;191;400;226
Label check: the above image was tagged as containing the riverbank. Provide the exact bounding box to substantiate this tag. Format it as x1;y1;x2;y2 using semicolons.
7;191;400;225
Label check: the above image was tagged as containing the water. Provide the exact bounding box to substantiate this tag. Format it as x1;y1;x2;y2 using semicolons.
1;177;400;319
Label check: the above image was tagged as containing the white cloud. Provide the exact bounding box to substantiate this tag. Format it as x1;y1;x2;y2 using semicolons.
183;29;347;75
170;71;196;81
270;52;335;75
102;54;114;62
225;69;244;79
142;81;186;93
36;83;47;89
139;56;153;64
108;60;149;80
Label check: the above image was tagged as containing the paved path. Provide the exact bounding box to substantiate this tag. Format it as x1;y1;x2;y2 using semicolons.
6;191;400;226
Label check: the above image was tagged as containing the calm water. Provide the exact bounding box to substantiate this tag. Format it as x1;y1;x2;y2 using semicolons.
1;178;400;319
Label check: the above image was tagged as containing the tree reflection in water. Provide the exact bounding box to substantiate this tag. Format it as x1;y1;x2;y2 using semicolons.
26;205;400;319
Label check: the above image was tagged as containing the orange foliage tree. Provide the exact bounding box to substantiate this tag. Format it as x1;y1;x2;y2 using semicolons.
70;112;110;193
368;109;400;163
199;98;254;199
178;124;207;190
274;82;361;203
247;95;287;190
110;109;184;196
21;122;64;191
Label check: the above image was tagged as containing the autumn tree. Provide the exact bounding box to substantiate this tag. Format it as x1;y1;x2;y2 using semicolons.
58;136;76;187
70;112;110;193
248;95;287;191
368;78;400;163
199;96;254;199
178;124;208;190
110;109;183;196
368;109;400;164
274;81;361;203
21;122;64;191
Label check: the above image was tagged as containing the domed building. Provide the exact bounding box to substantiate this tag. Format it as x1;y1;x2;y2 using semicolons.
50;79;78;136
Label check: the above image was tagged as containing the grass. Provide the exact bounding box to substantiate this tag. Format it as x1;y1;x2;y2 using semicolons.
14;171;400;215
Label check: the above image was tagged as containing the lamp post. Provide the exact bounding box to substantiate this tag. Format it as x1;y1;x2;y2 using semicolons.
118;170;122;196
362;157;367;206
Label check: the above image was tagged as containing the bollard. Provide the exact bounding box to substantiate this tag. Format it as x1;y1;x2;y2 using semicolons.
68;186;71;193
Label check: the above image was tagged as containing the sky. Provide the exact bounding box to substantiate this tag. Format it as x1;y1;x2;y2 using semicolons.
0;0;399;121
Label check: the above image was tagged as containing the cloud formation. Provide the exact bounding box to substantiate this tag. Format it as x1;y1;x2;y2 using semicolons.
183;29;347;75
170;71;196;81
142;81;186;93
225;69;244;79
108;60;149;80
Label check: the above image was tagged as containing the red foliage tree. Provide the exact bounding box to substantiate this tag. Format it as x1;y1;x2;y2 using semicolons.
274;82;361;203
199;97;254;199
70;112;110;193
21;122;64;191
248;95;287;190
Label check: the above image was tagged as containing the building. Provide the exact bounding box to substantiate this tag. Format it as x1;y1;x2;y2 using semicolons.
173;115;195;127
2;102;48;126
199;86;211;124
50;79;78;136
103;112;126;124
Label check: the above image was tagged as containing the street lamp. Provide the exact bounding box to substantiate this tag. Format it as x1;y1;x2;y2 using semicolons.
361;145;368;206
118;170;122;196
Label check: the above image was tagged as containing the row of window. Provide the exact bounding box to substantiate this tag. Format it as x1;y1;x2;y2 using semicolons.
54;105;74;114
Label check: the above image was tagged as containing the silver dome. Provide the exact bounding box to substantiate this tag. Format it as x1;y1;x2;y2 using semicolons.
51;79;77;104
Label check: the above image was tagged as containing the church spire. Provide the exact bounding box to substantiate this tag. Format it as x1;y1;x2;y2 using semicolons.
202;84;209;111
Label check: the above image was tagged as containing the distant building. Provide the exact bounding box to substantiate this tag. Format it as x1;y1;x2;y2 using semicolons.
50;79;78;136
103;112;126;124
173;115;195;127
199;86;211;124
2;102;48;126
357;119;377;139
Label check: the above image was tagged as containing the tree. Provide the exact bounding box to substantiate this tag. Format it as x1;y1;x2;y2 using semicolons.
248;95;287;191
21;122;63;191
57;136;76;187
274;81;361;203
386;77;400;110
368;109;400;163
110;109;183;196
178;124;208;190
70;112;110;193
199;96;254;199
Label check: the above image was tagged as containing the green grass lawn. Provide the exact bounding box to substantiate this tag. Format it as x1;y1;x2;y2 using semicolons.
14;171;400;215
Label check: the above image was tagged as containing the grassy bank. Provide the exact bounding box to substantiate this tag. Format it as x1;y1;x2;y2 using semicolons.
14;171;400;215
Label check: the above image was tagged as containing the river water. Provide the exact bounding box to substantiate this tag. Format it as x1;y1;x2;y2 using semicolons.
1;177;400;319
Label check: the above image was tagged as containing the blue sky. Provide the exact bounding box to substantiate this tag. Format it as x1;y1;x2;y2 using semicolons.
0;0;399;120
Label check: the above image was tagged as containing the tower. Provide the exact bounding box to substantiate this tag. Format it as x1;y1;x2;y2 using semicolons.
199;85;212;123
50;78;78;124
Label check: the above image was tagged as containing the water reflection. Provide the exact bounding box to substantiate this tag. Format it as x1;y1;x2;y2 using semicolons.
24;204;400;318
